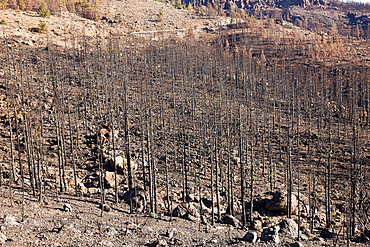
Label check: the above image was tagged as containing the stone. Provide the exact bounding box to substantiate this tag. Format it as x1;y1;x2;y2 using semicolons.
280;218;298;239
187;214;200;222
100;204;112;212
77;182;88;194
173;202;200;221
104;172;115;188
265;190;298;214
109;155;126;174
97;128;118;145
151;239;167;247
0;232;6;244
166;229;174;238
222;215;240;227
63;203;72;212
320;228;336;239
225;202;238;215
123;186;146;212
97;128;109;145
251;220;263;232
290;241;304;247
105;227;118;236
99;240;114;246
4;214;19;226
202;196;216;208
243;231;258;243
261;226;280;244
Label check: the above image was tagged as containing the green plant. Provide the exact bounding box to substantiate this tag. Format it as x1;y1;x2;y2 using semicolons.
56;198;60;202
157;8;163;22
0;19;6;25
37;2;51;18
0;0;8;9
173;0;184;9
19;0;25;10
199;6;205;16
187;2;193;11
150;212;156;218
36;20;48;33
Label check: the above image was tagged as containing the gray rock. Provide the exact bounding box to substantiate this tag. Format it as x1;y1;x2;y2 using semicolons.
166;229;174;238
265;190;298;215
280;218;298;239
151;239;167;247
251;219;263;232
0;232;6;244
100;204;112;212
173;202;200;221
243;231;258;243
320;228;336;239
222;215;240;227
202;196;216;208
63;203;72;212
108;155;126;174
104;172;116;188
123;186;146;212
261;225;280;243
105;227;118;236
4;214;19;226
290;241;304;247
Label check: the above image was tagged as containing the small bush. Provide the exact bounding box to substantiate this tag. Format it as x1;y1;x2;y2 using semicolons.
187;2;193;11
0;0;8;9
81;3;100;21
37;2;51;18
19;0;25;11
36;20;48;33
0;19;7;25
157;8;163;22
173;0;184;10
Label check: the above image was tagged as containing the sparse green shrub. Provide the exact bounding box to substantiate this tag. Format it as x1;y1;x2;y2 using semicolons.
0;0;8;9
157;8;163;22
19;0;25;10
36;20;48;33
173;0;184;10
82;3;100;21
37;2;51;18
199;5;205;16
187;2;193;11
0;19;7;25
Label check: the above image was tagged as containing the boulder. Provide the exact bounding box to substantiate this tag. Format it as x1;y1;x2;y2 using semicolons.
97;128;119;145
0;232;6;244
222;215;240;227
265;190;298;214
77;182;88;194
261;225;280;244
320;228;336;239
202;196;216;208
280;218;298;239
104;172;115;188
225;202;239;215
290;241;304;247
63;203;72;212
251;219;263;232
243;231;258;243
150;239;167;247
109;155;126;174
100;204;112;212
123;186;146;212
4;214;19;226
173;202;200;221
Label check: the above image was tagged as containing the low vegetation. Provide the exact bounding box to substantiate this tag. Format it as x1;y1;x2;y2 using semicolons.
35;20;48;33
